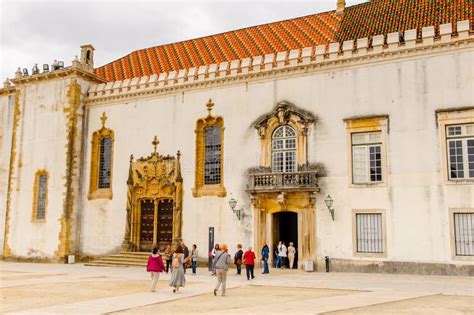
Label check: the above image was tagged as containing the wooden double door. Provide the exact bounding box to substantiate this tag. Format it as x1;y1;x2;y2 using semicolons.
139;198;173;251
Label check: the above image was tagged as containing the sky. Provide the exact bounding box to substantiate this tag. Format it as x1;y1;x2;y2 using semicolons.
0;0;367;83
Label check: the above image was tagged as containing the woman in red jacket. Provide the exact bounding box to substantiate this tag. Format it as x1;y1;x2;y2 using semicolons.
146;247;165;292
243;246;256;280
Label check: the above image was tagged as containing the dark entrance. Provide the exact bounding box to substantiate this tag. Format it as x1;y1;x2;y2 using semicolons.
140;199;154;251
157;199;173;248
273;211;298;268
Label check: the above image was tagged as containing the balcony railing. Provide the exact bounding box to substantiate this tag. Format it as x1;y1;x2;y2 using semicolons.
246;171;319;193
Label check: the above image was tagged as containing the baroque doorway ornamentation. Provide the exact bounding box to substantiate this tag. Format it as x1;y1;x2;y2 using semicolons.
122;136;183;251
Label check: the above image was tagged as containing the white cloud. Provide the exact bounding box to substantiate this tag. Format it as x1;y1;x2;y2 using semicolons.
0;0;367;82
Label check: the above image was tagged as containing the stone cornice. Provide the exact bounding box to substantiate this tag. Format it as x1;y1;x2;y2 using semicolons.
0;64;105;95
85;20;473;106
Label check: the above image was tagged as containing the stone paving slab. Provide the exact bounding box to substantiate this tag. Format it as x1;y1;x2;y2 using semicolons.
1;262;473;314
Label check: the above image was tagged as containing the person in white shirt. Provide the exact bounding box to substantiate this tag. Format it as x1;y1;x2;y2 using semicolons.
279;242;287;269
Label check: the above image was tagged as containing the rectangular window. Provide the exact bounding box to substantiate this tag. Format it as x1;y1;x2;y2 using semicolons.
454;213;474;256
446;124;474;180
98;137;112;188
36;174;47;220
204;126;221;184
356;213;383;253
352;132;382;184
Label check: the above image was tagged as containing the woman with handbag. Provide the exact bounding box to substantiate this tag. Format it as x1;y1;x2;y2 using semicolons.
169;246;187;293
234;244;243;275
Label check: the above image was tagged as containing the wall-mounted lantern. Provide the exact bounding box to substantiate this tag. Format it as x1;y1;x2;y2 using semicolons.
324;194;335;221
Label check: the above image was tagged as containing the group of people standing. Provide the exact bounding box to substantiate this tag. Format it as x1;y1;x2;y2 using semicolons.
275;241;297;269
146;241;198;293
146;240;297;295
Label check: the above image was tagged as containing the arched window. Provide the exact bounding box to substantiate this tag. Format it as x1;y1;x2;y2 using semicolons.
272;125;296;173
88;112;114;200
98;137;112;188
32;170;48;222
204;126;221;184
192;99;226;198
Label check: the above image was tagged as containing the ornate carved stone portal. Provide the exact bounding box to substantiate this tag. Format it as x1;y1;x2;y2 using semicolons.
247;101;321;267
122;136;183;252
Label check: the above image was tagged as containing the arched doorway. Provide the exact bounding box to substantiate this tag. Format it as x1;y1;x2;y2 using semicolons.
273;211;298;268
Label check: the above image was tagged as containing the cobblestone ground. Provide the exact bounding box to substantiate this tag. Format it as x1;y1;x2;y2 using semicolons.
1;262;473;314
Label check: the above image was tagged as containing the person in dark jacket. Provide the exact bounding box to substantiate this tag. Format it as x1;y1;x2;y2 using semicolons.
261;243;270;274
234;244;243;275
181;241;190;274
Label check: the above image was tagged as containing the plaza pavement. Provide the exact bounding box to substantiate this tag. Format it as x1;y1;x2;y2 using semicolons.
0;261;473;314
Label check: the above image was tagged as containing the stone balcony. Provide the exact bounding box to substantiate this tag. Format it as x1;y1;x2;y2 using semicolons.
246;170;320;194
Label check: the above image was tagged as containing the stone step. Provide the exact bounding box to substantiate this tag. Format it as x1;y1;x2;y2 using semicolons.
85;261;145;267
95;257;147;264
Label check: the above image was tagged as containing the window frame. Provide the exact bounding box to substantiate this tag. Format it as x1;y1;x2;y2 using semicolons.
449;208;474;261
271;125;297;173
445;124;474;181
345;116;389;188
352;209;387;258
32;170;48;222
88;113;114;200
192;102;226;198
437;109;474;184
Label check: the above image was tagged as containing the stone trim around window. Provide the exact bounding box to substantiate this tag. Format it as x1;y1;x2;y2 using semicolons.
32;170;48;222
437;108;474;184
344;116;389;188
88;112;114;200
351;209;387;258
449;208;474;261
192;99;226;198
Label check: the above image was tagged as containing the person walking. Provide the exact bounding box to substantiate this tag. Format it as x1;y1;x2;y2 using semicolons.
288;242;296;269
146;247;165;292
163;243;173;274
243;246;256;280
279;242;288;269
181;242;190;274
191;244;198;275
234;244;243;275
169;246;187;293
210;244;219;276
212;244;232;297
275;241;282;268
261;244;270;274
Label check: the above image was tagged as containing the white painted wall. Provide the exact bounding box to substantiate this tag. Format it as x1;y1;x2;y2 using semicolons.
0;93;15;252
79;47;474;266
3;77;92;258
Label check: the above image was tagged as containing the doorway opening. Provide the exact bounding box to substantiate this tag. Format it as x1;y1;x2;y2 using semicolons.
140;199;154;251
273;211;298;268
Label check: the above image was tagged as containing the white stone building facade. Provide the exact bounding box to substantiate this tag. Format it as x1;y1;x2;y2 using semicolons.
0;1;473;275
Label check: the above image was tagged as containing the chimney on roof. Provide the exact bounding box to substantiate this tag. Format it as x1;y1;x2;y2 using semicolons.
336;0;346;15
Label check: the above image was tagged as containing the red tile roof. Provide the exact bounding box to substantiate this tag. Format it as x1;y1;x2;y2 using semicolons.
95;0;473;82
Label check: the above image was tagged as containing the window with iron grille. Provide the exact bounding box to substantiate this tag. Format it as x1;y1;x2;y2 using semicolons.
272;125;296;173
446;124;474;180
98;137;112;189
352;132;382;184
454;213;474;256
36;174;47;220
204;126;221;184
356;213;384;253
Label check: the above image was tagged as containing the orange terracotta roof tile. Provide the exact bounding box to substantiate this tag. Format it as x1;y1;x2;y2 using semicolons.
95;0;473;82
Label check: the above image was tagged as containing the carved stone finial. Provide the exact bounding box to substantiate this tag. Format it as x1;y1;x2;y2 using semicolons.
100;112;107;127
130;154;134;163
206;98;214;116
336;0;346;15
152;136;159;153
177;150;181;159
